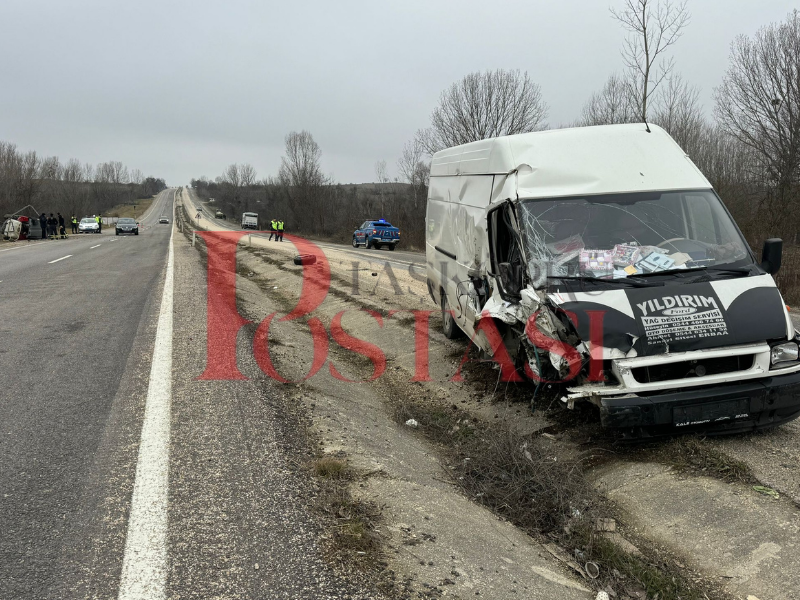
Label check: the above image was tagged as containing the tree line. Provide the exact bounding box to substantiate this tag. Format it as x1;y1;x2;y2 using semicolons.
0;141;166;220
191;4;798;262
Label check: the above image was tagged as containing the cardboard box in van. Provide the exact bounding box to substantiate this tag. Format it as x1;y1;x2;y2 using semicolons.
425;123;800;437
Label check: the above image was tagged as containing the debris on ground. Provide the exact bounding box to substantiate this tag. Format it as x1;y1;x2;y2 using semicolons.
752;485;780;498
293;254;316;265
404;419;418;428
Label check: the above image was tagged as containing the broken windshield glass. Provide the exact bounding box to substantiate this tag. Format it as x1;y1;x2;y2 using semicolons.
518;190;753;287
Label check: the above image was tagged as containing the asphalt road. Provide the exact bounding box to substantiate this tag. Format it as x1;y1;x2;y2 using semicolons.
0;190;175;599
0;188;387;600
185;189;425;269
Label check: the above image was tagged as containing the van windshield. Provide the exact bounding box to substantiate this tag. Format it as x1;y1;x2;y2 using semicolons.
518;190;754;282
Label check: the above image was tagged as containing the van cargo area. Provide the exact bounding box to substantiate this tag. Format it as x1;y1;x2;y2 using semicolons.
425;124;800;436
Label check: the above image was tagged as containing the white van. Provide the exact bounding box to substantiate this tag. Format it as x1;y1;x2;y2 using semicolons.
426;124;800;436
241;212;258;230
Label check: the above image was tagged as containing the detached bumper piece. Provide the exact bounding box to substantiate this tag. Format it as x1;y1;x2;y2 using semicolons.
600;370;800;438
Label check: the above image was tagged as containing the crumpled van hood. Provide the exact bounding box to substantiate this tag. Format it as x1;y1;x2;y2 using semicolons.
549;274;791;357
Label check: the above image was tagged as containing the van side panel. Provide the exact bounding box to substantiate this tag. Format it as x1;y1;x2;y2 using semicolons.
426;176;449;308
426;174;494;336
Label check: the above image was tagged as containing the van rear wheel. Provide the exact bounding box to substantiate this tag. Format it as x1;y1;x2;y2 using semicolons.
441;292;462;339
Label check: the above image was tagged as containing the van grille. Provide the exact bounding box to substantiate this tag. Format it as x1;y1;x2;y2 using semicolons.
630;354;755;384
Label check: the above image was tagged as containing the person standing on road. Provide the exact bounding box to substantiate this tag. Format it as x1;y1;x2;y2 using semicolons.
57;213;65;236
71;215;78;235
269;218;278;241
277;219;284;242
95;214;102;233
47;213;57;239
39;213;47;240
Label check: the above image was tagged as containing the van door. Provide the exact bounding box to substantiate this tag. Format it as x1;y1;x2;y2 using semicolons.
487;201;526;301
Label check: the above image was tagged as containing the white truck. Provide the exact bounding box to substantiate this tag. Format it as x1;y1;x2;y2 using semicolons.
426;123;800;437
241;212;258;230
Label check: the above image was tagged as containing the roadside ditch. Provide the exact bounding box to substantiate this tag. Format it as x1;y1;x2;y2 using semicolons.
178;193;800;600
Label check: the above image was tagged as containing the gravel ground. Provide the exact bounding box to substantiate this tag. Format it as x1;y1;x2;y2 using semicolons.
167;217;391;599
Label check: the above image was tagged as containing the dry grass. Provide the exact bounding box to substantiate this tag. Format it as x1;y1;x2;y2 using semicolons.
312;456;383;560
393;397;729;600
313;456;348;479
653;436;756;483
106;196;156;219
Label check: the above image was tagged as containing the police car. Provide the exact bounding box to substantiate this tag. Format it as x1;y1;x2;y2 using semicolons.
352;219;400;250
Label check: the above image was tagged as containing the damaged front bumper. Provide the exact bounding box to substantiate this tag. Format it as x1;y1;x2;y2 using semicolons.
598;369;800;436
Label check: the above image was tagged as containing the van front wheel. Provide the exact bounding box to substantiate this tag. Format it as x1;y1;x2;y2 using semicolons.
441;292;462;339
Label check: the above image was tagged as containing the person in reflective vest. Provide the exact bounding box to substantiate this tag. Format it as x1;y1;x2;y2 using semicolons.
269;218;278;241
95;214;102;233
71;215;78;235
277;220;284;242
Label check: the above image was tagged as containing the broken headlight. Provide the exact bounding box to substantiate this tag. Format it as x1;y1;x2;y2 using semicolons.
771;342;799;366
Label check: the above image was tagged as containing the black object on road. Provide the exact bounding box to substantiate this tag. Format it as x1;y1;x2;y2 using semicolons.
293;254;316;266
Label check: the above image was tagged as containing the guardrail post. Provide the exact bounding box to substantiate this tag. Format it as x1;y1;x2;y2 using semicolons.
249;234;252;246
192;231;196;247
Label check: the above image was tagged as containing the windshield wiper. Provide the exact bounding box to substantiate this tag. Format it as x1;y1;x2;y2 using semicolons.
629;265;755;281
546;275;657;287
627;266;708;278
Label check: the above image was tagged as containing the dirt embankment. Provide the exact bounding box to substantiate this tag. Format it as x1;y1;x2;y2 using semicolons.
179;189;800;600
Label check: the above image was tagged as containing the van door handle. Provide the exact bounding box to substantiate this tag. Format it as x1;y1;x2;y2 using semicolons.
435;246;456;260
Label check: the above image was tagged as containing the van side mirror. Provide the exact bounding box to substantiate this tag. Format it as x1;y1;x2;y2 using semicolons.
498;262;523;298
762;238;783;274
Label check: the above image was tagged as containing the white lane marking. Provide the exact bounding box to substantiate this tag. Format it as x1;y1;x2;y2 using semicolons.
48;255;72;264
90;244;101;249
117;225;173;600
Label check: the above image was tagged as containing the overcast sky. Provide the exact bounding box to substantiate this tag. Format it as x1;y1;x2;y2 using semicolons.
1;0;796;185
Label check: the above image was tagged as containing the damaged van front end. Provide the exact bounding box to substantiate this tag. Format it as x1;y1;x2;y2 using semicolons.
426;124;800;437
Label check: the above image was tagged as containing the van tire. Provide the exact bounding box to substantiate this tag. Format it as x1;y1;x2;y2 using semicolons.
441;291;462;339
388;244;396;251
352;237;358;248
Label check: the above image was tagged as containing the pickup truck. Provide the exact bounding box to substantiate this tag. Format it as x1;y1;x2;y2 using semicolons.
352;219;400;250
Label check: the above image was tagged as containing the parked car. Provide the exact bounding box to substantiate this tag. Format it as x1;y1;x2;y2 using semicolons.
116;218;139;235
352;219;400;250
427;123;800;437
79;218;99;233
215;210;226;219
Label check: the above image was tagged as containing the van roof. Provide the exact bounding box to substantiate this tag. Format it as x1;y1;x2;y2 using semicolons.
429;123;710;199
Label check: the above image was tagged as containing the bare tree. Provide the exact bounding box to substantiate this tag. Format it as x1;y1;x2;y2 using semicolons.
578;73;638;126
714;10;800;231
63;159;84;183
418;69;549;153
41;156;61;180
240;163;257;187
278;131;327;233
374;159;389;215
82;162;94;183
223;163;241;187
397;138;429;208
279;131;324;189
17;151;42;207
651;74;704;153
611;0;690;123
